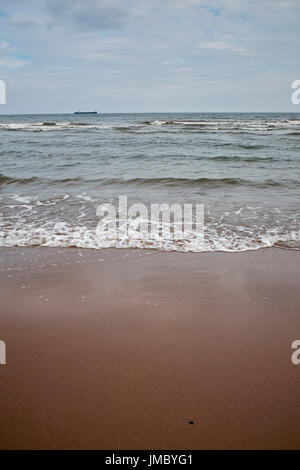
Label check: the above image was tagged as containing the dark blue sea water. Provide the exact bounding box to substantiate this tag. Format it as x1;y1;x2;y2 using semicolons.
0;112;299;251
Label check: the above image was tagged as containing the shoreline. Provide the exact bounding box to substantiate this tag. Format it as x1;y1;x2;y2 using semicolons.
1;246;300;449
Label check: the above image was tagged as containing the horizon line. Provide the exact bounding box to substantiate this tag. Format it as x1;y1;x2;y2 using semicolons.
0;110;300;115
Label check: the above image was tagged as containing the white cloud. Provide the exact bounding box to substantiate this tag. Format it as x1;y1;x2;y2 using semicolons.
0;0;298;111
0;41;9;49
199;41;246;53
173;67;194;73
156;85;183;89
0;56;28;68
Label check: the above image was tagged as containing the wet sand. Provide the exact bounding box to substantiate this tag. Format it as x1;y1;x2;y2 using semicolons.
0;247;300;449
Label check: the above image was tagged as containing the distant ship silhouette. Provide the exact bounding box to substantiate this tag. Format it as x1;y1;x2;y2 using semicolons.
74;111;98;115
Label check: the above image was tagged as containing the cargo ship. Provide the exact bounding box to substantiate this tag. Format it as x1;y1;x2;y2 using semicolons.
74;111;98;115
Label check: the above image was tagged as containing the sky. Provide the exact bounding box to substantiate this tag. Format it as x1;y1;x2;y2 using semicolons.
0;0;299;113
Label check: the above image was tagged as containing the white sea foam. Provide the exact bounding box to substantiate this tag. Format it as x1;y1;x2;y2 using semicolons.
0;219;299;252
0;118;299;133
0;122;141;132
146;119;300;133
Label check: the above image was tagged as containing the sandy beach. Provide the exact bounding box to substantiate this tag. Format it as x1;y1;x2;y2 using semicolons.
0;246;299;449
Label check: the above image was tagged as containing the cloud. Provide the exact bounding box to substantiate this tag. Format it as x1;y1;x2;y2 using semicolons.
0;0;299;112
0;0;28;6
4;12;39;30
156;85;183;89
45;0;129;31
0;0;129;32
0;40;9;49
0;56;28;68
173;67;194;73
161;59;184;66
199;41;246;53
0;39;28;69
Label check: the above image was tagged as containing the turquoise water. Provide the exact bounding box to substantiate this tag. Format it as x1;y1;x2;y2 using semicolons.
0;112;300;251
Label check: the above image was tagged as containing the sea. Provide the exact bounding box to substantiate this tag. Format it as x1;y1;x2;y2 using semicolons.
0;112;299;252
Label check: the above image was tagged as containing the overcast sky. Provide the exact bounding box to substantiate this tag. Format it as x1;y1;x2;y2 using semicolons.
0;0;299;113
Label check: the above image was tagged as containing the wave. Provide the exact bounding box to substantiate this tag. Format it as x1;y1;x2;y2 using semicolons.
205;155;280;162
142;119;300;133
1;190;299;253
1;118;299;133
98;176;288;189
0;221;299;252
0;173;295;189
286;119;300;124
0;173;40;185
143;120;206;126
0;121;144;132
0;122;118;131
212;142;266;150
0;173;87;186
